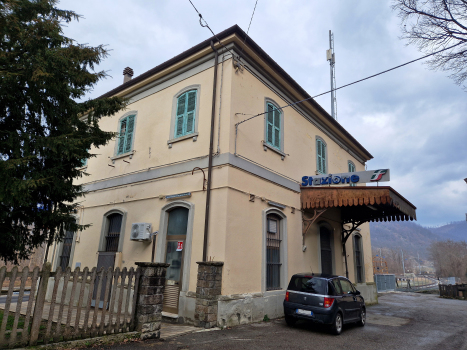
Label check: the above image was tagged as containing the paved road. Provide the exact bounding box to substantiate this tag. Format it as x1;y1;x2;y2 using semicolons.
0;291;30;304
98;292;467;350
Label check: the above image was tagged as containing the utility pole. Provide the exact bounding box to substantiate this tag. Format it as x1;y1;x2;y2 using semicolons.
326;30;337;120
380;248;382;268
401;249;406;275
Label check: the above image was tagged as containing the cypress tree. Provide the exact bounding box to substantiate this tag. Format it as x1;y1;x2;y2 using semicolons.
0;0;127;263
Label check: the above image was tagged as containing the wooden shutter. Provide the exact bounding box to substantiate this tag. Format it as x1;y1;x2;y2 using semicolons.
186;91;196;134
317;139;327;174
348;161;355;172
124;115;135;153
321;141;326;173
273;108;281;149
267;104;274;144
118;118;126;155
175;93;187;137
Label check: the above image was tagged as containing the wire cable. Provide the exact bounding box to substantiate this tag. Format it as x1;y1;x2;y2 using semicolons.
235;41;463;126
241;0;258;53
187;0;236;58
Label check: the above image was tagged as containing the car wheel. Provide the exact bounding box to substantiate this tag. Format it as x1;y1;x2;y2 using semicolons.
331;312;343;335
357;307;366;327
285;315;296;327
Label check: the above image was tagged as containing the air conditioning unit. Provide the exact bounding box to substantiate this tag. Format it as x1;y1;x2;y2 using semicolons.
130;223;152;241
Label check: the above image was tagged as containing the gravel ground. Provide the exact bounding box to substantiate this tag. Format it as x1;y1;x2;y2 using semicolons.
93;292;467;350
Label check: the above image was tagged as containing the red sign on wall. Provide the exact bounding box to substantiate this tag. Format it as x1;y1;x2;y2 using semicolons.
176;241;184;252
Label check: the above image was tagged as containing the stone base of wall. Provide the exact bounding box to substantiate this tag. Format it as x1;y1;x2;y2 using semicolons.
356;282;378;305
217;290;285;327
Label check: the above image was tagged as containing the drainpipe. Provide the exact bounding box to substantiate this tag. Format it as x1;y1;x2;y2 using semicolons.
203;41;219;262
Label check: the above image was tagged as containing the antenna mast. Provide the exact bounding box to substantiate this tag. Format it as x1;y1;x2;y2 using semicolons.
326;30;337;120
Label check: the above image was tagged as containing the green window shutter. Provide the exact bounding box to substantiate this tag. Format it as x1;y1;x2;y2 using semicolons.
176;115;184;137
267;104;274;144
273;108;281;149
186;91;196;134
175;93;186;138
348;162;355;172
177;93;186;116
124;115;135;153
317;139;326;173
117;117;127;155
321;141;327;173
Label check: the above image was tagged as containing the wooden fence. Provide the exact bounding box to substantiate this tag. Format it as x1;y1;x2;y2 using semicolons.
0;263;141;348
439;283;467;299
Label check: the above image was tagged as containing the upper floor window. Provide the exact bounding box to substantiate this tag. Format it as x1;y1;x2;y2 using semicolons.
316;137;327;174
117;114;136;155
266;103;282;150
348;161;356;172
175;90;197;138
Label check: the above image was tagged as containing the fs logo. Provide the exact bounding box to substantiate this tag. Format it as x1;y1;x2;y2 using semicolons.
370;169;388;182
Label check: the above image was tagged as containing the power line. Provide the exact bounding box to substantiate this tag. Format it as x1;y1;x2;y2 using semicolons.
187;0;236;58
243;0;258;43
235;41;463;126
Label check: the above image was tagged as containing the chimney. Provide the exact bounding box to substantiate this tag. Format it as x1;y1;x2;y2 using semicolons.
123;67;134;83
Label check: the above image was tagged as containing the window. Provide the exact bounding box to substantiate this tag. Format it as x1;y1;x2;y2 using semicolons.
348;161;356;186
117;114;136;155
59;230;75;271
339;278;356;294
320;225;333;274
332;279;343;295
316;138;327;174
266;214;282;290
354;235;364;283
105;213;123;252
175;90;197;138
266;103;282;150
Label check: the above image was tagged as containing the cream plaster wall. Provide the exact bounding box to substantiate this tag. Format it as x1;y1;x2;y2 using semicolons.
229;68;365;184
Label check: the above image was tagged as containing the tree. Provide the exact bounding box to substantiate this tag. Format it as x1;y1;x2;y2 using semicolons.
393;0;467;88
428;240;467;279
0;0;127;263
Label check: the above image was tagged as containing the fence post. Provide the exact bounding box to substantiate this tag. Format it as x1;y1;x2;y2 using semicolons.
194;261;223;329
30;262;51;345
134;262;169;340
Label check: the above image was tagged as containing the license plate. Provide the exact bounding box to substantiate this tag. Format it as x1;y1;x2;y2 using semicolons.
296;309;313;316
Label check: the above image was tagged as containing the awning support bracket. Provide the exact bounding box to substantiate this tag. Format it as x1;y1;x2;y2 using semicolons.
302;209;327;246
341;220;366;279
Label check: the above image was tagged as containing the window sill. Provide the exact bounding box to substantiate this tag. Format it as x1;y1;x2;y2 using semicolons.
167;132;199;148
110;150;135;163
262;141;286;160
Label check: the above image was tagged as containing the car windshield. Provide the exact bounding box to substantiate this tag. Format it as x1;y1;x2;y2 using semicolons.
288;277;327;295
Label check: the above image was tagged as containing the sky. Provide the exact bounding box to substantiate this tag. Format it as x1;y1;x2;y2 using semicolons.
57;0;467;227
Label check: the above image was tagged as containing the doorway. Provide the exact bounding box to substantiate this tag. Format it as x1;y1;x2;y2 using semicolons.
320;225;333;275
163;207;188;314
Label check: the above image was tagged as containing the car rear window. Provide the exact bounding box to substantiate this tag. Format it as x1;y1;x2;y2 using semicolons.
287;276;327;295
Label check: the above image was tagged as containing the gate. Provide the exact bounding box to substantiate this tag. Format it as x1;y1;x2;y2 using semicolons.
375;274;396;292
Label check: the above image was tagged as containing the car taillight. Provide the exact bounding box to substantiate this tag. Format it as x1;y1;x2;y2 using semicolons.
285;291;289;302
323;297;334;308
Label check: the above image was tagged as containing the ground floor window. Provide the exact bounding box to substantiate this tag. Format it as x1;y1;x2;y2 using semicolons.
266;214;282;291
354;234;364;283
59;230;75;271
105;213;122;252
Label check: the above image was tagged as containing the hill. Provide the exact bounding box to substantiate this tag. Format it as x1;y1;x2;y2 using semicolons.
428;221;467;242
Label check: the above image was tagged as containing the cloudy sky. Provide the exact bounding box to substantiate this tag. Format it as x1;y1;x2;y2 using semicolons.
58;0;467;227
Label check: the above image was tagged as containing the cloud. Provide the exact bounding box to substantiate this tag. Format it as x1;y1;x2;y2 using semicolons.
57;0;467;225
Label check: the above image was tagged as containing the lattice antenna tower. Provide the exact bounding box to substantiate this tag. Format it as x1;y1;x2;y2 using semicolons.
326;30;337;120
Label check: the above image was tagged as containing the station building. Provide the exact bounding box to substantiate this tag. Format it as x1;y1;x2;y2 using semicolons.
47;25;416;326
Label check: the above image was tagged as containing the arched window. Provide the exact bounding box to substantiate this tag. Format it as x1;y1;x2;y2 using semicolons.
320;225;333;274
353;234;364;283
316;137;327;174
265;102;282;150
117;113;136;155
175;90;197;138
105;213;123;252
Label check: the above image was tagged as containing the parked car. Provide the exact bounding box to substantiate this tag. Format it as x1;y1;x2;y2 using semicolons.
283;273;365;335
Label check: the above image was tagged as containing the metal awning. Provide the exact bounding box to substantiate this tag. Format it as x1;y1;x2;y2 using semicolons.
301;186;416;223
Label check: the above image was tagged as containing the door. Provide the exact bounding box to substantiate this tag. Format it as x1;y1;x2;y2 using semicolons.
162;207;189;314
338;278;359;321
92;252;115;308
320;226;333;274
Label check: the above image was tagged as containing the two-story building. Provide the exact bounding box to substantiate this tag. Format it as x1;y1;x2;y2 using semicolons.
46;25;416;326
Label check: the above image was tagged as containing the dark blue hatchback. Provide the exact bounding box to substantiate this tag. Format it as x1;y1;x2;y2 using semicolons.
283;273;366;335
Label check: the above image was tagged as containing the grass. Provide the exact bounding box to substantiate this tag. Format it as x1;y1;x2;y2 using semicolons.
0;310;26;331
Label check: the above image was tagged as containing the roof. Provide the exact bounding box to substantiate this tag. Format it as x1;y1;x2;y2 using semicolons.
99;25;373;161
301;186;417;223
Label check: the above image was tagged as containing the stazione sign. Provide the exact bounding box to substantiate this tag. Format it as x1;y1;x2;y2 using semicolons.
301;169;390;187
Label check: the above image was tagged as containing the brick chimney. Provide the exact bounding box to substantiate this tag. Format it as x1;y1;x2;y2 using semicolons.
123;67;134;83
